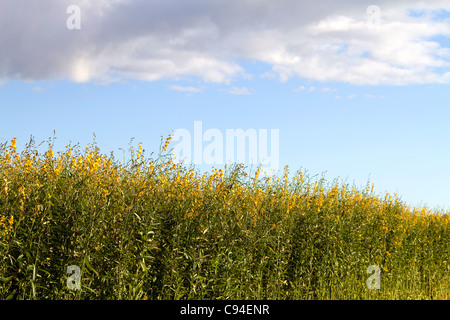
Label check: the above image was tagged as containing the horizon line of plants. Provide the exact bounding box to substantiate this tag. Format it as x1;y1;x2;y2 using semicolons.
0;135;448;300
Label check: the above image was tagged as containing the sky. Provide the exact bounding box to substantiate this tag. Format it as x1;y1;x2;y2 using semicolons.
1;0;450;210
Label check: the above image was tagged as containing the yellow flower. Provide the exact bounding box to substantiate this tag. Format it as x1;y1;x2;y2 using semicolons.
3;178;9;195
47;148;54;159
162;136;172;151
18;186;26;199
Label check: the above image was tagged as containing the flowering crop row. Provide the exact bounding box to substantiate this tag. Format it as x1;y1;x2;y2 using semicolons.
0;137;448;299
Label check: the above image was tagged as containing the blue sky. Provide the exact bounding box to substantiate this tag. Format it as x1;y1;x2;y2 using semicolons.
1;1;450;210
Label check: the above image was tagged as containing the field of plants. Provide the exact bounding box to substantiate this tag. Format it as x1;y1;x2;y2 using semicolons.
0;136;448;300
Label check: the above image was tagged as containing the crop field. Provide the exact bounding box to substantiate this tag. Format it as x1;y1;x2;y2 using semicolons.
0;136;448;300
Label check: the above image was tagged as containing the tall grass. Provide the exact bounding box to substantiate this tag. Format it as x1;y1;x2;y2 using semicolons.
0;136;448;300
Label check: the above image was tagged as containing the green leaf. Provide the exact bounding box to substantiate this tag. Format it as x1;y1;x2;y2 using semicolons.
140;261;147;273
5;291;16;300
1;276;14;282
84;255;99;277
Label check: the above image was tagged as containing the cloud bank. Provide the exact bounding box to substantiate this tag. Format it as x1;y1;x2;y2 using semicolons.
1;0;450;86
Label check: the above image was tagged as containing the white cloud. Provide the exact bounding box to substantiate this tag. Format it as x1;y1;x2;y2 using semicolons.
294;85;337;93
293;85;306;92
1;1;450;86
321;87;337;92
228;86;252;95
169;85;204;93
335;93;386;100
260;71;278;80
71;58;93;83
293;85;317;92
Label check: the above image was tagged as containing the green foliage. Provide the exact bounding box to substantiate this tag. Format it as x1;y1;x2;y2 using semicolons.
0;137;448;300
